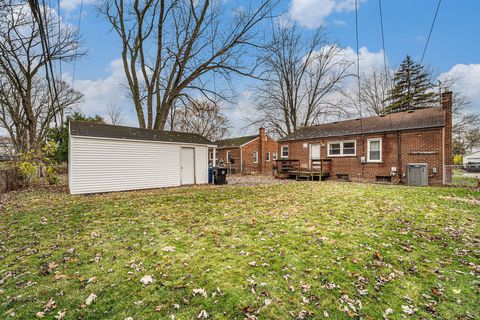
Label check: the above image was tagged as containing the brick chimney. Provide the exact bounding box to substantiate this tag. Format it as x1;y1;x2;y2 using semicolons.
259;127;265;173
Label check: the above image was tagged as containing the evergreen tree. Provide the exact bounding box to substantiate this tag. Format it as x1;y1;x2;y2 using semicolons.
47;113;105;163
384;55;437;113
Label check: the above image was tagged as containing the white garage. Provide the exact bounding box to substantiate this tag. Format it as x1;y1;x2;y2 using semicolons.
68;121;216;194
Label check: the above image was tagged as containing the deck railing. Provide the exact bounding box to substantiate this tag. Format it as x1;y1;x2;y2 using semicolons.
275;159;332;180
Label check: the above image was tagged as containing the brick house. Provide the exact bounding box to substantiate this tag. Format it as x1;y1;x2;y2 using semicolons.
277;91;453;185
213;128;278;174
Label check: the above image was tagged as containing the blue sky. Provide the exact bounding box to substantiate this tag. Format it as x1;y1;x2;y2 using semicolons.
59;0;480;135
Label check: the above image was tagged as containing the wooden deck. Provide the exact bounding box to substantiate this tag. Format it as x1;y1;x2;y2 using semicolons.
275;159;332;180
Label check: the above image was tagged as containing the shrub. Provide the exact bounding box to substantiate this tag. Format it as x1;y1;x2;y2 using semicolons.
453;154;463;166
17;140;58;185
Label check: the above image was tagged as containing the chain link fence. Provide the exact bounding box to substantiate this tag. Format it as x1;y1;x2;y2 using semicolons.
444;165;480;187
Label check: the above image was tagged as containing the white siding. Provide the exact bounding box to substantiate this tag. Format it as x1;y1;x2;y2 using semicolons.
195;146;208;184
69;136;209;194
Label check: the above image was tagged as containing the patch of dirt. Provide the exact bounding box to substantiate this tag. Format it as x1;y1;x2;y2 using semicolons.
439;195;480;206
226;174;295;186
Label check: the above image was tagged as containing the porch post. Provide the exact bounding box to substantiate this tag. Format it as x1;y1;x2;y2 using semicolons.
212;147;216;167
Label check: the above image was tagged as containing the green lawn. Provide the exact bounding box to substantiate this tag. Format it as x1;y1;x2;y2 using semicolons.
1;182;479;319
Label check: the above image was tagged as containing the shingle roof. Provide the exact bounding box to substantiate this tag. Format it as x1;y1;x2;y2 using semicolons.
279;107;446;142
70;121;214;145
215;135;258;149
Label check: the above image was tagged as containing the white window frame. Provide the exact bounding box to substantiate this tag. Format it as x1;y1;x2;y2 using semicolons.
327;140;356;157
226;151;232;163
367;138;382;162
281;145;289;159
253;151;258;163
272;152;278;160
266;152;270;162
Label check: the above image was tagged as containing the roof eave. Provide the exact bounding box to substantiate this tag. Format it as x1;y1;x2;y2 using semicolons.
278;125;445;142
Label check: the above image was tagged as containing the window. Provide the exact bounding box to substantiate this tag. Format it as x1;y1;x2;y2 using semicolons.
266;152;270;162
226;151;232;163
337;174;349;181
367;138;382;162
343;142;355;155
209;152;213;160
376;176;391;183
272;152;278;160
281;145;289;158
253;151;258;163
327;140;356;156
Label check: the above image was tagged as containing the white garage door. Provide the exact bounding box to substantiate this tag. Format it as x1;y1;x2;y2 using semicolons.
181;147;195;185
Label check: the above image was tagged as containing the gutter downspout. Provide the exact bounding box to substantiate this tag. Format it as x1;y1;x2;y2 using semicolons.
240;147;243;174
397;131;402;184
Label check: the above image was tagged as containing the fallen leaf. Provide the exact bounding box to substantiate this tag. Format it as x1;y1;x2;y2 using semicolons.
401;305;415;315
193;288;207;298
54;310;65;320
85;293;97;306
44;298;56;312
140;275;154;285
197;310;209;319
162;246;176;252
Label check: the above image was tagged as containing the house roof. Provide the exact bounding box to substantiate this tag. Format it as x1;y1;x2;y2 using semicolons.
215;135;258;149
279;107;446;142
464;150;480;158
70;121;214;145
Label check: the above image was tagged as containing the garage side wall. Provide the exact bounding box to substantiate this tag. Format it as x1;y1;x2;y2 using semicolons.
194;146;208;184
70;136;206;194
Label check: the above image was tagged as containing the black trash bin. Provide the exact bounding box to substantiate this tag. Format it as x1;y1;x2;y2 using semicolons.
213;167;228;185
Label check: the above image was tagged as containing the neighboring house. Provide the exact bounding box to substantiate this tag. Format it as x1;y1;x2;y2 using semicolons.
277;92;453;186
463;149;480;172
0;137;16;160
68;121;216;194
214;128;278;174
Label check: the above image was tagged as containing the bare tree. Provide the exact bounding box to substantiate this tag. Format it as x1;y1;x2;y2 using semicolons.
436;76;480;154
98;0;275;130
106;103;124;125
338;68;393;118
0;1;84;152
359;69;392;116
172;99;229;141
249;25;352;137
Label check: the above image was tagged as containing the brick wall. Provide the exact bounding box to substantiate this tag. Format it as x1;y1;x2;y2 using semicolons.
214;128;279;174
278;128;446;185
240;134;278;174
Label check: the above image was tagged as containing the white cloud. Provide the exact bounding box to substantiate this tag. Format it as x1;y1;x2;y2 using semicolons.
69;46;387;134
338;46;386;75
223;90;257;136
60;0;95;13
289;0;360;28
439;64;480;113
68;59;137;125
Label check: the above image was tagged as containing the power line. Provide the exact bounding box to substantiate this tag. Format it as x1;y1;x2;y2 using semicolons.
354;0;362;119
41;0;60;128
28;0;60;129
355;0;366;181
420;0;442;64
71;0;84;86
378;0;393;130
378;0;388;82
